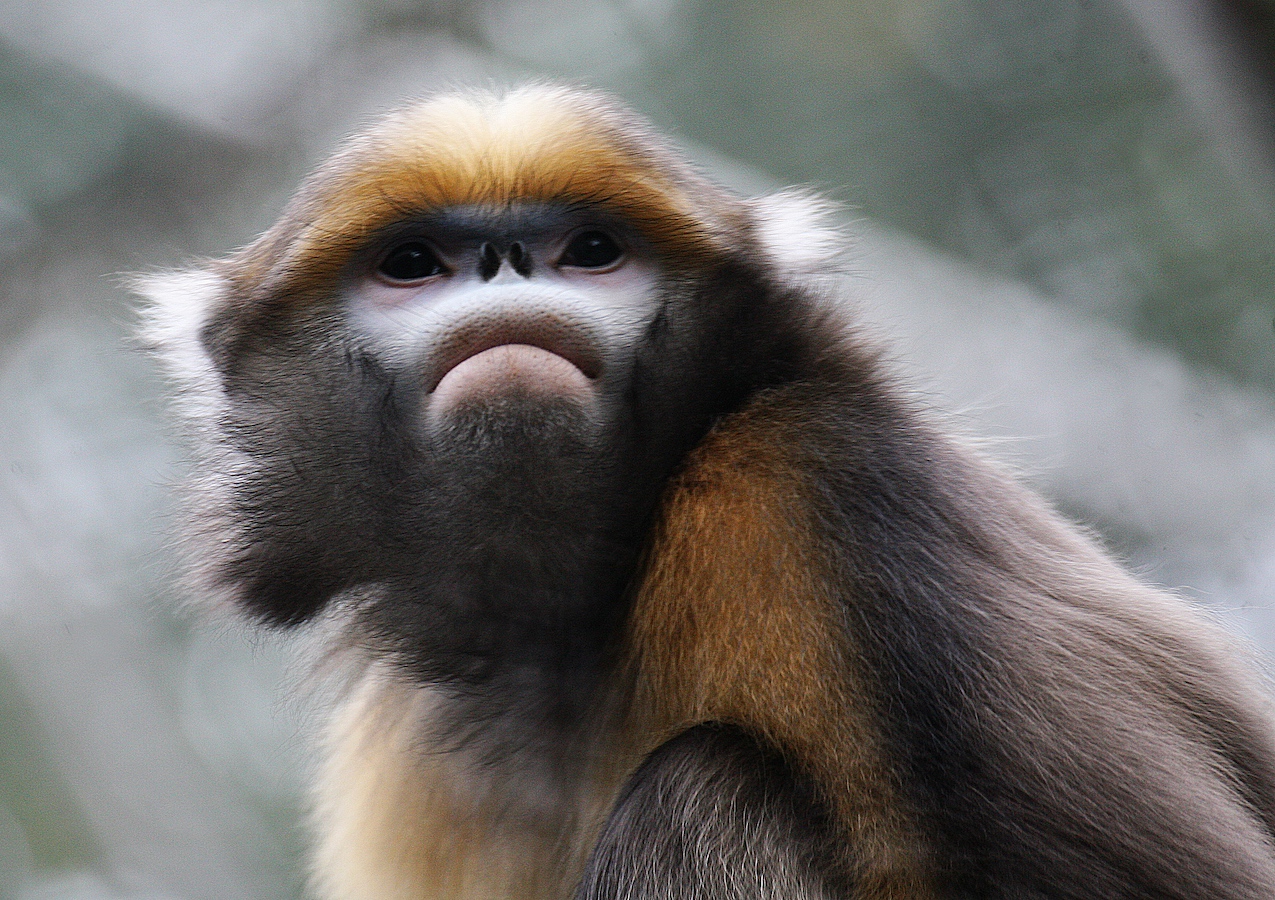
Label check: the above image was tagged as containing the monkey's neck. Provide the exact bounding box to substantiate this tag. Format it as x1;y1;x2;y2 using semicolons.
356;508;645;742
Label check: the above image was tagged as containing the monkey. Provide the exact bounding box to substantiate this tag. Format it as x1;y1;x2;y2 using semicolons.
138;83;1275;899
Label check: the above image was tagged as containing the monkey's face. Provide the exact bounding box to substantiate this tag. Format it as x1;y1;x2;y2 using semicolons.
299;203;672;694
346;203;660;451
196;199;726;700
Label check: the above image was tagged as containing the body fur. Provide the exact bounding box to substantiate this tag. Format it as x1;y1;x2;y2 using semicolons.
141;84;1275;898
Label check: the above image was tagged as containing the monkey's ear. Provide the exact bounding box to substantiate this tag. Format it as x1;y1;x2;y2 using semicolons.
135;267;232;423
748;189;847;284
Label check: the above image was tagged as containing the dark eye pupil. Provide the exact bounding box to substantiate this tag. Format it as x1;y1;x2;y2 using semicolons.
561;231;622;269
379;242;446;281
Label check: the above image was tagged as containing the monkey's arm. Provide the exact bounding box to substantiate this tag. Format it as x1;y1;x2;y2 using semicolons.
576;724;841;900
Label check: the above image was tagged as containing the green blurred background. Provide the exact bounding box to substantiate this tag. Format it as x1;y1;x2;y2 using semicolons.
3;1;1275;897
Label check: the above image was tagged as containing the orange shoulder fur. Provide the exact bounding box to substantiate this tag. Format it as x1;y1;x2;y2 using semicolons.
623;393;936;896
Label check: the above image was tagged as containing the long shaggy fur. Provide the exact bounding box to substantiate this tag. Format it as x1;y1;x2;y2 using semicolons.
141;84;1275;899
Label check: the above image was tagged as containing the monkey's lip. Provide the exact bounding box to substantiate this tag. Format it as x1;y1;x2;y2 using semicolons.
427;317;602;395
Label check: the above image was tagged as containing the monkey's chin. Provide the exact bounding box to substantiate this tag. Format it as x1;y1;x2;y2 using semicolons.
426;344;599;427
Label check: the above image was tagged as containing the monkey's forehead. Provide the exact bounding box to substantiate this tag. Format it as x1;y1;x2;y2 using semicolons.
230;85;745;301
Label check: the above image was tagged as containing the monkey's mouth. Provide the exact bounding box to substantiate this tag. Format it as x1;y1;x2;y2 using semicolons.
427;317;603;407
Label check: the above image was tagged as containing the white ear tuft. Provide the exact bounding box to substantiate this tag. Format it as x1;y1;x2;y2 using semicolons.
748;189;848;279
133;267;230;422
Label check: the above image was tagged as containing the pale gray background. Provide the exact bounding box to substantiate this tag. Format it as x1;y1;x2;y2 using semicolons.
3;1;1275;897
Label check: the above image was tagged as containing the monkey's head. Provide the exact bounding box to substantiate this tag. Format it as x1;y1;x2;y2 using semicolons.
142;85;840;712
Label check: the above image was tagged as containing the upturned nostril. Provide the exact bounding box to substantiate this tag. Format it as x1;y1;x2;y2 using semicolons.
508;241;532;277
479;242;501;281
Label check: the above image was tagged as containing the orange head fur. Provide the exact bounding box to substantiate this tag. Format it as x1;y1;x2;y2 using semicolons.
225;84;746;308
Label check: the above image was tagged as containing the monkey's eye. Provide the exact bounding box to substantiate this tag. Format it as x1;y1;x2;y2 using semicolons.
378;242;448;282
558;230;623;270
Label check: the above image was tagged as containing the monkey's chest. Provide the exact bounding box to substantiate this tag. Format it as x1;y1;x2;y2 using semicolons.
310;673;616;900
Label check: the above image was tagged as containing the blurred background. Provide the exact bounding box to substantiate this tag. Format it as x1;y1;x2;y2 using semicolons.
3;0;1275;897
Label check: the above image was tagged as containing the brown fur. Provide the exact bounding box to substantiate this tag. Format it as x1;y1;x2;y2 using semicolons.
622;393;935;897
